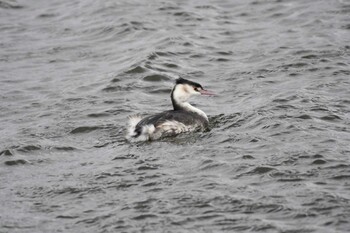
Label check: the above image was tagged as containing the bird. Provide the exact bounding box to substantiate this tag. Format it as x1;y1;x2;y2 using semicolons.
126;78;214;141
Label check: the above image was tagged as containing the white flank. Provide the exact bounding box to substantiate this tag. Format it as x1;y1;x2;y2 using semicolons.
126;115;142;140
150;120;195;140
126;117;196;142
126;115;157;142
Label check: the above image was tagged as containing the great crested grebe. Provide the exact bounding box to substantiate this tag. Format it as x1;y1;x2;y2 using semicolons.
126;78;214;141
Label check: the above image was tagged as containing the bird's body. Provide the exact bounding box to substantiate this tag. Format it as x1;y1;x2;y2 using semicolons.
126;78;213;141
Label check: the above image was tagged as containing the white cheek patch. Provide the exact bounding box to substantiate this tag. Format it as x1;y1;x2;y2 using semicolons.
173;85;190;103
185;84;200;95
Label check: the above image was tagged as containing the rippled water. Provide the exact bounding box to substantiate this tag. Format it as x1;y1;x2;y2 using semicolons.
1;0;350;232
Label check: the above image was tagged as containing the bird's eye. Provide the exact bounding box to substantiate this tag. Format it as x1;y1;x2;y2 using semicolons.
194;87;199;92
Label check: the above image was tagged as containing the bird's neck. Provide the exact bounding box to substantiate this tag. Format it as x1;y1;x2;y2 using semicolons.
171;88;208;121
178;102;208;121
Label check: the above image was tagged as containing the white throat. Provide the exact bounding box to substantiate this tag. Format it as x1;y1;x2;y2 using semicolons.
180;102;208;121
172;85;208;121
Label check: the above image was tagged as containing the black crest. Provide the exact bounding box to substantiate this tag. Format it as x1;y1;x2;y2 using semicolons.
175;78;203;89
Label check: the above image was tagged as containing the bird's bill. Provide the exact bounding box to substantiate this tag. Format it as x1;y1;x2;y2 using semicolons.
199;89;215;96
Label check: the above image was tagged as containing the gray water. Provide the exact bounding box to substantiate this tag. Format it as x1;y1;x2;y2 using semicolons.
1;0;350;232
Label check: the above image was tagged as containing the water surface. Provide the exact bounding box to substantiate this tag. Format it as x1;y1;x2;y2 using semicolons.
1;0;350;232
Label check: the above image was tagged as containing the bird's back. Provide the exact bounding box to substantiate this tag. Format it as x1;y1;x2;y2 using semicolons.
133;110;208;140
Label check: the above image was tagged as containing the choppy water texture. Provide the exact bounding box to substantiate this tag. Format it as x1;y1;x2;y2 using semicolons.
1;0;350;232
